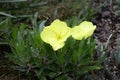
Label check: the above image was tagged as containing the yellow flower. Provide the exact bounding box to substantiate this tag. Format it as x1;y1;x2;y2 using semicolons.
71;21;96;40
40;19;71;51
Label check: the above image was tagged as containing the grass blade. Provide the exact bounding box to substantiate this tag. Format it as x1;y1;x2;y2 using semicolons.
0;12;16;18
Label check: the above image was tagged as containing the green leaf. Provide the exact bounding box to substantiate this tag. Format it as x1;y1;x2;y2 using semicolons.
11;27;18;40
72;51;79;63
0;41;8;45
71;16;79;27
79;66;100;74
0;12;16;18
79;58;93;66
39;20;46;32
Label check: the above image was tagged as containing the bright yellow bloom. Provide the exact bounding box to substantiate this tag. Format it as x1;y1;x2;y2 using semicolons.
71;21;96;40
40;19;71;51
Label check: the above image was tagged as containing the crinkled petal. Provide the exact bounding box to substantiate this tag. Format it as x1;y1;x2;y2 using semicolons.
51;19;71;41
71;26;84;40
50;41;65;51
40;27;57;43
79;21;96;39
71;21;96;40
40;19;71;51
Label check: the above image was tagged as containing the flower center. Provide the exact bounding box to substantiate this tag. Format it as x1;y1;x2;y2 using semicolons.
56;34;62;40
54;31;62;40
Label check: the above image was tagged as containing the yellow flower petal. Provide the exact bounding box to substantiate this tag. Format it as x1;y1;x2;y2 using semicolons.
40;19;71;51
71;21;96;40
71;26;84;40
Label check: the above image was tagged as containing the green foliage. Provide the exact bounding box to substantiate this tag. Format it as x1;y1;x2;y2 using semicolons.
0;0;95;21
6;21;102;80
0;0;103;80
0;18;13;44
0;0;96;44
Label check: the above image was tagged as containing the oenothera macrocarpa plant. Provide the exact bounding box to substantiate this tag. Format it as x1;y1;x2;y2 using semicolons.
7;19;101;80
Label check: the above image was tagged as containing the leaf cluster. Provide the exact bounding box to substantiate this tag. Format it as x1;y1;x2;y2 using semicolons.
7;22;101;80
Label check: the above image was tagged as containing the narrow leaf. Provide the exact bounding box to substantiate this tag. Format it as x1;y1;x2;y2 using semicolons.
0;12;16;18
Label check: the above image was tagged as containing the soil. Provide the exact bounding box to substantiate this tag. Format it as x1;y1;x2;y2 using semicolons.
92;0;120;80
0;0;120;80
0;46;17;80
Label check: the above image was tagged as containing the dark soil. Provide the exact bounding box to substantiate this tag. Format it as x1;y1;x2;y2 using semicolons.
92;0;120;80
0;46;19;80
